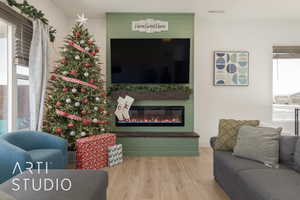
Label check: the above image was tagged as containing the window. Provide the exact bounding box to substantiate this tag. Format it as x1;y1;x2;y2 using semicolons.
0;2;32;135
272;46;300;135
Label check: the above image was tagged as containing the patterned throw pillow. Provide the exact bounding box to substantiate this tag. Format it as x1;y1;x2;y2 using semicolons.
214;119;260;151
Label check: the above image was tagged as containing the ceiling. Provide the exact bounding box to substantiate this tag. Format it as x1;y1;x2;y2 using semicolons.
51;0;300;20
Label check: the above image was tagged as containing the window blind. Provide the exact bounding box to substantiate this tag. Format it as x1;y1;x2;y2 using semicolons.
273;46;300;59
0;2;32;66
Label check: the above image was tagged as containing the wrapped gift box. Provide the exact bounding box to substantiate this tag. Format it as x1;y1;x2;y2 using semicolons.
108;144;123;167
76;133;116;169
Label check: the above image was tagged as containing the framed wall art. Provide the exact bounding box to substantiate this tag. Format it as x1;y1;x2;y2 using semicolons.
214;51;249;86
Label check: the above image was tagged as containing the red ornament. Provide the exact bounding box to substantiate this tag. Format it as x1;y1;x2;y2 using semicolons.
84;63;91;67
70;70;78;76
55;128;63;134
50;74;56;80
68;41;74;46
100;93;106;97
63;88;68;92
88;80;95;84
82;119;91;126
98;106;105;111
56;101;62;107
75;32;80;37
81;110;87;115
60;58;66;64
91;51;96;56
80;88;86;93
67;123;75;128
83;98;89;104
88;40;93;45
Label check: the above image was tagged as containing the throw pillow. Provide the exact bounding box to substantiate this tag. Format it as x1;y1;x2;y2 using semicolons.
233;126;281;166
293;137;300;172
214;119;260;151
0;191;15;200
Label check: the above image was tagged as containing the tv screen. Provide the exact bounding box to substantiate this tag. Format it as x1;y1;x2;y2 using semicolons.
111;39;190;84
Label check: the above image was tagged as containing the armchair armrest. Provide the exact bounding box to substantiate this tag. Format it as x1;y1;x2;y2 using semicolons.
2;131;68;168
0;140;33;184
210;137;218;149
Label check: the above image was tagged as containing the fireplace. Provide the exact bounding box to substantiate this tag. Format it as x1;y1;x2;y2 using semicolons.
116;106;184;127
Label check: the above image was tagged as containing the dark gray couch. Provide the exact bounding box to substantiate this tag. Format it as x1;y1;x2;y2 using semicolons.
211;136;300;200
0;170;108;200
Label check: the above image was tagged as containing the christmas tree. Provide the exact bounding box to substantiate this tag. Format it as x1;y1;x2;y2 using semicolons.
43;15;111;150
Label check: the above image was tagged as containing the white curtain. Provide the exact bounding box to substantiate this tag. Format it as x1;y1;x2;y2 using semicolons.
29;20;49;131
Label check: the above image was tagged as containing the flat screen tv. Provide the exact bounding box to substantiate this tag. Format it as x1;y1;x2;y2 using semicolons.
111;39;190;84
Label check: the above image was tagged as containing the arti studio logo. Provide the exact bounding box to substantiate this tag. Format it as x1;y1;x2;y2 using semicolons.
132;19;168;33
11;162;72;192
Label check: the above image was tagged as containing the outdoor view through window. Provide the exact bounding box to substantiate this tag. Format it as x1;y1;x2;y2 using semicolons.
273;57;300;134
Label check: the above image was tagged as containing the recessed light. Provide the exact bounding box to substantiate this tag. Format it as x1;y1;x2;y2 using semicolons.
208;10;225;14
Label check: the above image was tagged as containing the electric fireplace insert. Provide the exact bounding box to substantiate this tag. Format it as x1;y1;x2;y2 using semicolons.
116;106;184;127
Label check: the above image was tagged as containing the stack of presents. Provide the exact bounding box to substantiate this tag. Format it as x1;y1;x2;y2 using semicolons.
76;133;123;169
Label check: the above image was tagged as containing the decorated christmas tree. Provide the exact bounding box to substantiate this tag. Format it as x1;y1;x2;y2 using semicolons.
43;15;111;150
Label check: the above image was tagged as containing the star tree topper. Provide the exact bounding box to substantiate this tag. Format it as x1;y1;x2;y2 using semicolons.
76;14;88;26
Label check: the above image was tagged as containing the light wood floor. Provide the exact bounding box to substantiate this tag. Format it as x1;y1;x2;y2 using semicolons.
105;148;230;200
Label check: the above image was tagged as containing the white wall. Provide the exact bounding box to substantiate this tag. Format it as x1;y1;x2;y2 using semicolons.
26;0;69;70
87;17;300;146
195;18;300;146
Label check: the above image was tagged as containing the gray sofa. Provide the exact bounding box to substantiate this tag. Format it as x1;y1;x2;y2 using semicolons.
211;136;300;200
0;170;108;200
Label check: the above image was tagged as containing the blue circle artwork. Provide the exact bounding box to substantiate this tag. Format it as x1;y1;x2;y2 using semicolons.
232;74;238;84
216;80;225;84
216;53;225;57
216;65;225;70
238;75;248;84
226;64;237;73
239;61;248;67
216;58;225;65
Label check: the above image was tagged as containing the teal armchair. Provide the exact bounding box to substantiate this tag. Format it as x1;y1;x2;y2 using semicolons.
0;131;68;184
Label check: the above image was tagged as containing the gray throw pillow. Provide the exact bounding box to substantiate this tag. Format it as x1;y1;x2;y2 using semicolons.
0;191;15;200
294;137;300;172
233;126;281;166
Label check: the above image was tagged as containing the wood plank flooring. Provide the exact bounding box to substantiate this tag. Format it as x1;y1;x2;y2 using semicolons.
105;148;229;200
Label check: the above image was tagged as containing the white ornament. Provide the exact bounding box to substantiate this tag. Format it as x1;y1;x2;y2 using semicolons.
63;48;67;52
70;131;76;136
94;106;99;111
103;100;107;104
80;40;85;44
66;98;72;103
76;13;88;26
92;118;98;123
62;71;68;75
48;105;53;109
103;110;108;115
80;132;86;137
84;72;89;77
75;102;80;107
75;55;80;60
101;128;105;132
95;97;100;102
72;88;77;93
85;47;90;51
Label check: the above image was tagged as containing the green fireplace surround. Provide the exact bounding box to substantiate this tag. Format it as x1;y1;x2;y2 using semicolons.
106;13;198;156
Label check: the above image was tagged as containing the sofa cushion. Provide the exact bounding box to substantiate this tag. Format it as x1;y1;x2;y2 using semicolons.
214;151;268;173
28;149;64;169
294;137;300;172
238;168;300;200
0;170;108;200
233;126;281;166
0;192;15;200
279;136;298;168
214;119;260;151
